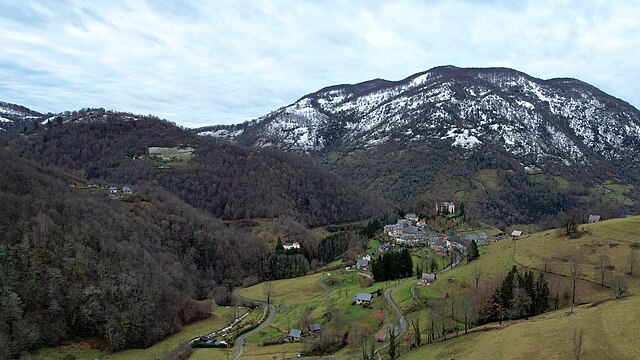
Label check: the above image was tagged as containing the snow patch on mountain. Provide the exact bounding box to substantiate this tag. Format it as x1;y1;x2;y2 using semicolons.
441;128;482;149
199;66;640;170
198;128;244;138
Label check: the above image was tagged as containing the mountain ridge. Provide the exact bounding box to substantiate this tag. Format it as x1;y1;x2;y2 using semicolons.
196;66;640;226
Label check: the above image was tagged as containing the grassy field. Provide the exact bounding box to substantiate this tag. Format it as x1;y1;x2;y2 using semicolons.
29;306;239;360
400;295;640;360
239;272;326;305
240;269;395;353
475;169;499;190
240;342;306;359
588;181;636;207
395;216;640;360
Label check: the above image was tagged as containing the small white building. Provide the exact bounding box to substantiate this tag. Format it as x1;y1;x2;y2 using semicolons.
435;202;456;214
283;242;301;250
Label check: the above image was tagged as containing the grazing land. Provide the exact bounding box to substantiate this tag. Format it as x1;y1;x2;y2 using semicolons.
29;305;237;360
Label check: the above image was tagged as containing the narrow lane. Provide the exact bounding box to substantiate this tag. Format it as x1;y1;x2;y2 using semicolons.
231;291;277;360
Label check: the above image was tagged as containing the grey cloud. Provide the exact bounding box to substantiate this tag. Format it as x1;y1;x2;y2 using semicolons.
0;0;638;128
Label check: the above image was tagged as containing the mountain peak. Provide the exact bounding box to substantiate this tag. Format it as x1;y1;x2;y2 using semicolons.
198;66;639;168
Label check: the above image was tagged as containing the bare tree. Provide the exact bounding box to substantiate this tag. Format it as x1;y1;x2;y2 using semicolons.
629;247;638;276
461;291;476;334
411;318;421;347
612;275;628;299
263;282;273;304
572;328;585;360
596;254;610;286
569;253;582;313
474;266;482;291
388;326;397;359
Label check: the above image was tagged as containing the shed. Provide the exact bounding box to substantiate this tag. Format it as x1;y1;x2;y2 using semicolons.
588;215;601;223
421;273;437;283
511;230;523;238
308;323;321;333
289;329;302;341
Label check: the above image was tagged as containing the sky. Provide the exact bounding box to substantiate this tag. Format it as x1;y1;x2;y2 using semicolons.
0;0;639;128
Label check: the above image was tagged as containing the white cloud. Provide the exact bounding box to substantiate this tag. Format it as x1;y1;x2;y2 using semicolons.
0;0;638;127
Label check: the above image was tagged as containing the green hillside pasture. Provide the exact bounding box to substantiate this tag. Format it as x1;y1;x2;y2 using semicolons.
241;270;394;353
400;295;640;360
240;342;305;360
239;272;325;306
475;169;499;190
589;182;636;206
514;216;640;292
30;305;238;360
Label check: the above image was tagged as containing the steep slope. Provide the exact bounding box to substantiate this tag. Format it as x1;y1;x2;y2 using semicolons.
200;66;640;168
9;108;384;226
0;150;266;357
0;100;43;133
198;66;640;226
397;216;640;360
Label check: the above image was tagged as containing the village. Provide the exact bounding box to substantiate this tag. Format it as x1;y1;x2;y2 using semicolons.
236;202;494;349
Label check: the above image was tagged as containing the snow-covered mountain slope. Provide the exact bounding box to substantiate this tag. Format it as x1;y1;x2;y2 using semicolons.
0;101;43;133
198;66;640;171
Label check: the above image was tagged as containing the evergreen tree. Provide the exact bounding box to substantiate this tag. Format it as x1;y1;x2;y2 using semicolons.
275;238;284;254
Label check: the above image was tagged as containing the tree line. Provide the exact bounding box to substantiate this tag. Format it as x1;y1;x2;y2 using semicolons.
371;249;413;282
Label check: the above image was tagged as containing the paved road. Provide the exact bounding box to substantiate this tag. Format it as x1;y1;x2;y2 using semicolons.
319;274;334;296
382;279;413;342
231;292;277;360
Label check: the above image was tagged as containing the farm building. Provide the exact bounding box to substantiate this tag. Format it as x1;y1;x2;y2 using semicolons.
308;323;321;333
353;292;373;306
288;329;302;341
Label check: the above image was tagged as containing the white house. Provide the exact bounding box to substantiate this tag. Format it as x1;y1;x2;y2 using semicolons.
283;242;301;250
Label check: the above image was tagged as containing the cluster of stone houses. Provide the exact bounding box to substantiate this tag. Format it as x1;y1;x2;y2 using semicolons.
384;213;429;246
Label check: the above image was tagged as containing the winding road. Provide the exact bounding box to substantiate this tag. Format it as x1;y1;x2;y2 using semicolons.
230;253;463;359
231;292;277;360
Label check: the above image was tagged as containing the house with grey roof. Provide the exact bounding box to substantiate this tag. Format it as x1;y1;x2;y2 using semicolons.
353;292;373;306
288;329;302;341
308;323;321;333
588;215;601;223
356;258;369;270
421;273;436;284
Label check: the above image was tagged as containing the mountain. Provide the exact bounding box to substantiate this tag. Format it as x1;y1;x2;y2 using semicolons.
0;101;43;133
7;108;384;226
198;66;640;226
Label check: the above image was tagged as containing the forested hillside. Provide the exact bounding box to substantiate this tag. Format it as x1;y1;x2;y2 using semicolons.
0;150;269;358
9;109;384;226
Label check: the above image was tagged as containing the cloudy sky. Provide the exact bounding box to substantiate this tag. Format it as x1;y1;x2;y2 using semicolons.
0;0;638;127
